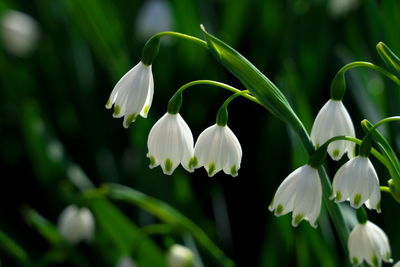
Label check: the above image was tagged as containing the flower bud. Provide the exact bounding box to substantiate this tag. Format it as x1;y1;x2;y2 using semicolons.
0;10;40;57
57;205;95;244
166;245;194;267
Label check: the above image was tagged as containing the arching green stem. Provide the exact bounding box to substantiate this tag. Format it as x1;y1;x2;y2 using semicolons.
167;80;261;114
308;136;387;168
152;31;208;49
337;61;400;87
216;90;250;126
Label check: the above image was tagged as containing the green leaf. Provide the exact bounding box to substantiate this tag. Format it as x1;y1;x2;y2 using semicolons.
85;198;168;267
101;183;235;267
200;25;305;134
0;231;31;267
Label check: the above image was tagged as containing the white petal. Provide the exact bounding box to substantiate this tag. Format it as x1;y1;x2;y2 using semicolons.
139;66;154;118
147;113;194;175
310;100;355;160
194;125;242;177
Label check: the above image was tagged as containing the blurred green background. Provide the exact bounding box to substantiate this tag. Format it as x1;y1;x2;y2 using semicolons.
1;0;400;266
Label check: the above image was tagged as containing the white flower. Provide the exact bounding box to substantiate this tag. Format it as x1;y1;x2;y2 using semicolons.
193;124;242;177
115;256;137;267
0;10;40;57
166;244;194;267
394;261;400;267
57;205;95;244
268;164;322;228
310;99;356;160
106;61;154;128
147;112;194;175
331;156;381;212
348;221;392;266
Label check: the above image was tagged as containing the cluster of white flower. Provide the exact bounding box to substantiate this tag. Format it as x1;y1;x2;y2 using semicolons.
107;61;242;178
104;34;399;266
269;98;391;266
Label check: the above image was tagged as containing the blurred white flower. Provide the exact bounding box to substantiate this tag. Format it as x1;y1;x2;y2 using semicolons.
348;221;392;266
106;61;154;128
135;0;173;41
193;124;242;177
166;244;194;267
0;10;40;57
147;112;194;175
57;205;95;244
269;164;322;228
329;0;359;18
394;261;400;267
331;156;381;212
115;256;137;267
310;99;355;161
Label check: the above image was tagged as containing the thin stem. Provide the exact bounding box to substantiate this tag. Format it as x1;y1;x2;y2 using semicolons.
369;116;400;131
153;31;208;49
221;90;251;109
174;80;262;105
380;186;391;193
337;61;400;87
316;135;387;167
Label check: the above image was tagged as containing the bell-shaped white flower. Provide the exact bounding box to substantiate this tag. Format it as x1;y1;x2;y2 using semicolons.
106;61;154;128
193;124;242;177
331;156;381;212
348;221;392;266
147;112;194;175
310;99;356;160
57;205;95;244
269;164;322;228
166;244;194;267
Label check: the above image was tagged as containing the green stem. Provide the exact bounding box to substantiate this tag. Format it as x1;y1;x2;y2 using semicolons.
380;186;391;193
152;31;208;49
216;90;250;126
173;80;261;105
337;61;400;87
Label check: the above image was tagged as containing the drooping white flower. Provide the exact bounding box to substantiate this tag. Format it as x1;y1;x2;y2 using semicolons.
147;112;194;175
0;10;40;57
310;99;356;161
348;221;392;266
166;244;194;267
106;61;154;128
331;156;381;212
269;164;322;228
57;205;95;244
193;124;242;177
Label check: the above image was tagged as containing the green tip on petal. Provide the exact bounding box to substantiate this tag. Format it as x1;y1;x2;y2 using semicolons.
351;257;359;266
113;105;121;116
385;252;391;261
189;157;198;169
143;105;150;116
371;255;379;267
149;156;156;167
332;149;340;159
105;97;111;108
336;191;342;201
207;162;216;176
276;204;283;215
125;114;137;127
376;200;381;212
353;194;362;206
230;165;237;176
164;158;173;173
293;214;303;226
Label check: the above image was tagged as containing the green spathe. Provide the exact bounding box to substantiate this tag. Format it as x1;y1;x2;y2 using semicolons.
200;25;304;133
376;42;400;76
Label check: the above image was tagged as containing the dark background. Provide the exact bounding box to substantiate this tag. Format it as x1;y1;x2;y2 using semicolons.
1;0;400;266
